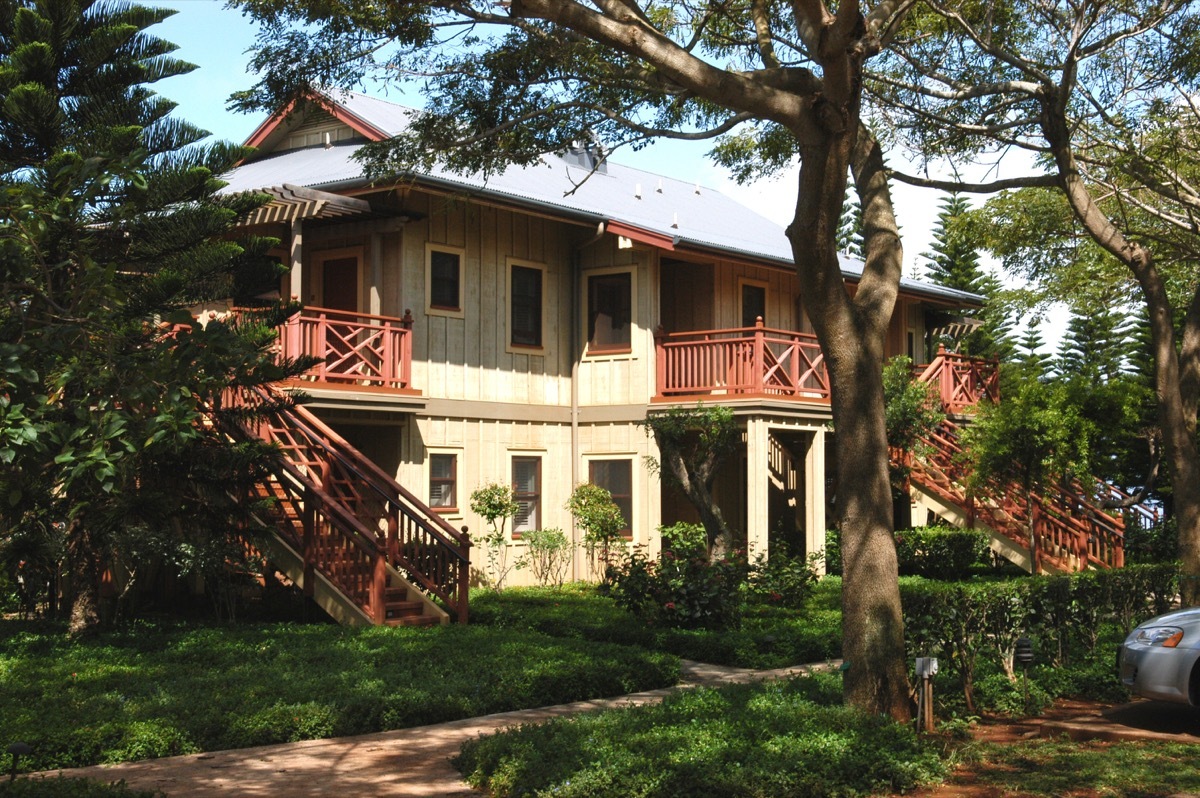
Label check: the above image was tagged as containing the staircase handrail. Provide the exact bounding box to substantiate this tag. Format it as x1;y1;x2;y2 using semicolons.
228;386;471;621
278;399;471;551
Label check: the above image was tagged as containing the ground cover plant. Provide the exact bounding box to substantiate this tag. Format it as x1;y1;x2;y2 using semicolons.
469;579;841;670
0;779;162;798
0;621;677;771
455;672;947;798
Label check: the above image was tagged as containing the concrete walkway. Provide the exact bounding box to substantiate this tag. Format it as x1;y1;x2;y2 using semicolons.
34;660;837;797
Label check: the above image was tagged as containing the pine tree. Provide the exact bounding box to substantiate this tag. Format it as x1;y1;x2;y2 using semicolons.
1056;302;1131;381
1014;322;1050;378
922;193;986;293
922;192;1013;359
836;187;864;259
0;0;302;631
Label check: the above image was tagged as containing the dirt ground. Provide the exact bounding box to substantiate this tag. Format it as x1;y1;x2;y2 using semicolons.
905;698;1200;797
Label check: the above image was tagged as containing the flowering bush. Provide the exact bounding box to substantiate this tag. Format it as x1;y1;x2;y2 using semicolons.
602;547;747;630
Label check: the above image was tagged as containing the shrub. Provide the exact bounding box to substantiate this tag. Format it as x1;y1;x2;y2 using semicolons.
747;552;819;608
603;547;747;630
893;526;991;579
469;483;522;591
515;527;573;588
566;483;626;576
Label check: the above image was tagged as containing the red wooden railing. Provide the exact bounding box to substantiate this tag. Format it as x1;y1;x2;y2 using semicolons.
223;386;470;622
915;344;1000;414
277;306;415;390
906;420;1125;571
654;319;830;401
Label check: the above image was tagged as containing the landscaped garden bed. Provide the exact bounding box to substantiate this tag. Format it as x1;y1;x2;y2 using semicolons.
0;621;677;771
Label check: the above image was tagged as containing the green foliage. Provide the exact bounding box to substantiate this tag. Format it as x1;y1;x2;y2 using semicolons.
602;547;748;630
836;185;864;258
658;522;707;558
455;676;947;798
746;552;820;609
640;405;736;552
514;527;573;588
468;483;521;591
960;738;1200;798
826;526;990;579
900;563;1182;713
470;583;843;669
565;482;626;575
883;355;944;489
960;371;1095;497
0;620;677;771
0;779;162;798
893;527;991;580
1124;519;1179;565
0;0;303;628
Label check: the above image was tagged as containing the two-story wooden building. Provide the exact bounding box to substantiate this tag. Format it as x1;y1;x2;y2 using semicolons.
222;90;983;587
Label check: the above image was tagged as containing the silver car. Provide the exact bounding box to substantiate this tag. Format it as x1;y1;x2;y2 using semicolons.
1119;607;1200;705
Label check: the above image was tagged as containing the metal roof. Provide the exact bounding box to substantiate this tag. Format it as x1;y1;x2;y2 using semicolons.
222;91;983;306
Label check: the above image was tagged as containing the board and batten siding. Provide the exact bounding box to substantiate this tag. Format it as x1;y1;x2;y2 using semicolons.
386;192;575;406
403;415;662;586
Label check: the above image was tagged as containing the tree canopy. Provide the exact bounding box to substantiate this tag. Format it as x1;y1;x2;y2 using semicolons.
0;0;300;631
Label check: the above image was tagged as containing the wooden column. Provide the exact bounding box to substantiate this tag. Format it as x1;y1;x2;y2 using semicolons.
289;218;304;301
805;428;827;574
745;416;769;562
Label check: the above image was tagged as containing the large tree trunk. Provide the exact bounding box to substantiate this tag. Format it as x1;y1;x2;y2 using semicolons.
788;117;912;720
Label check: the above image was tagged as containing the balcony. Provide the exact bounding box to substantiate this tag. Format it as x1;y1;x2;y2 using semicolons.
275;307;420;402
654;321;830;404
654;321;998;412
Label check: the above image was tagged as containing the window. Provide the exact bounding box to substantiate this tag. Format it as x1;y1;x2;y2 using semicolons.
429;453;457;511
589;459;633;539
510;263;543;348
741;281;766;328
512;456;541;538
587;272;632;352
426;245;463;315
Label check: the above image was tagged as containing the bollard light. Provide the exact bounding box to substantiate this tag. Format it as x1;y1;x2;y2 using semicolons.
1015;636;1034;715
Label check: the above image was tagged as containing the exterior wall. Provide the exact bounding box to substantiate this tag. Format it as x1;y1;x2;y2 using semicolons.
393;412;661;588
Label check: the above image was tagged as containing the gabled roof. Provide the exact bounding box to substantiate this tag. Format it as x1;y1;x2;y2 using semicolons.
223;90;982;306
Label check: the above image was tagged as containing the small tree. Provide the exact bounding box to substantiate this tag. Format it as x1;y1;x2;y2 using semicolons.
640;405;737;557
468;483;521;591
960;375;1094;574
515;527;573;589
883;356;944;494
566;483;625;577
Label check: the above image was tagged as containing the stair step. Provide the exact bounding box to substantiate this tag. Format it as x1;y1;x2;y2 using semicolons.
386;600;425;617
385;614;438;627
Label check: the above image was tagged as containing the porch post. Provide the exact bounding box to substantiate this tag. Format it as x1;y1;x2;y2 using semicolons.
289;218;304;301
745;416;769;561
806;428;827;575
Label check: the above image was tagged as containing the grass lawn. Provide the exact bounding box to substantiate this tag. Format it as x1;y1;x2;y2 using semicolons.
0;619;677;771
470;579;843;669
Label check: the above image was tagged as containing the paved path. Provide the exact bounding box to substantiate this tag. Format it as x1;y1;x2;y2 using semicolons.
33;660;837;797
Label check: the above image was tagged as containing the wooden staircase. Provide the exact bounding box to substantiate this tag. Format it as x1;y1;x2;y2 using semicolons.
902;349;1129;573
226;387;471;625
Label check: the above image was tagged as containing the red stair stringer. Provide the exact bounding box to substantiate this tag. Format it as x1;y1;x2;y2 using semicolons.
225;386;471;625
